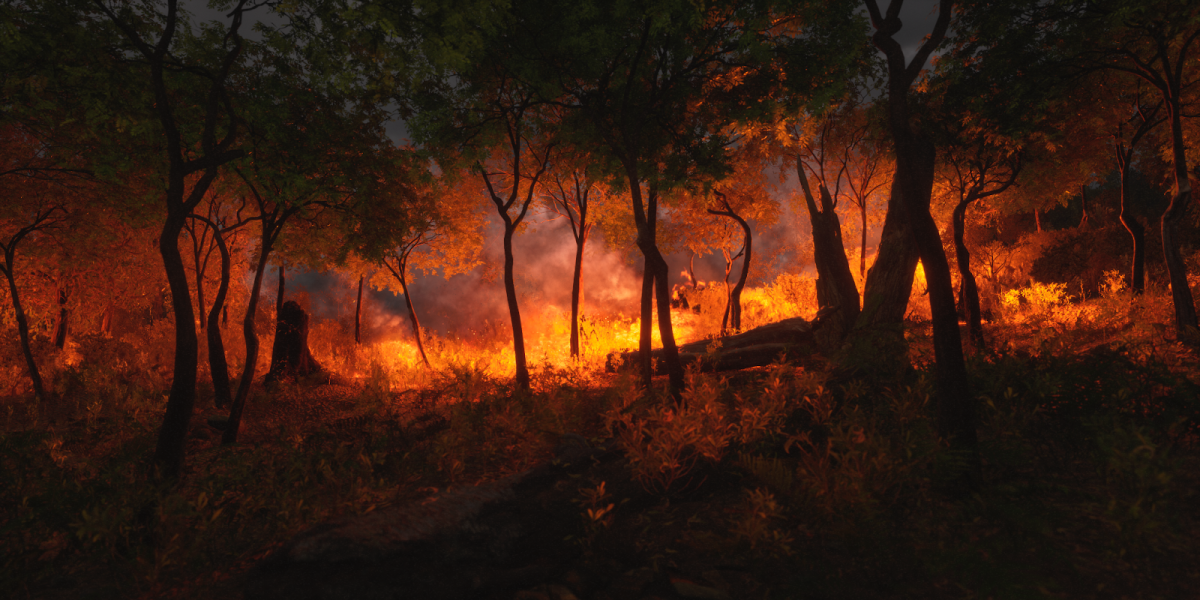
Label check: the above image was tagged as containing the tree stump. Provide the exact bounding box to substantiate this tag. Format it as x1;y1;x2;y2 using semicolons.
265;300;326;383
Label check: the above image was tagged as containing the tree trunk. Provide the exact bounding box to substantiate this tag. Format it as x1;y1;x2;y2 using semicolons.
101;303;114;335
859;202;869;279
51;283;68;350
265;300;324;382
276;263;285;318
628;177;683;397
709;195;753;333
1117;163;1146;295
200;219;233;410
194;243;207;331
721;249;733;333
153;211;200;480
952;198;984;348
502;223;530;391
355;274;364;345
398;271;431;369
1161;97;1198;340
224;245;272;445
2;264;45;401
866;0;976;483
858;174;919;327
569;228;588;358
798;167;860;338
897;129;977;454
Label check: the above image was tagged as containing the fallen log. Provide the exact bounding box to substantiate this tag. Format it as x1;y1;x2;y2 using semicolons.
605;316;822;374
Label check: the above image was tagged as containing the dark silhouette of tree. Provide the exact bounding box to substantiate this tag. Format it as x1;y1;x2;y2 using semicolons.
865;0;978;480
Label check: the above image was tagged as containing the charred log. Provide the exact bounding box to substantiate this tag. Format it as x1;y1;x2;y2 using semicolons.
606;316;822;374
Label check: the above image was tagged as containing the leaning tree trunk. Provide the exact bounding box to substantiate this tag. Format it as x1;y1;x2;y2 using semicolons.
628;177;684;397
2;263;45;401
397;271;431;369
798;169;860;338
952;198;985;348
708;194;753;333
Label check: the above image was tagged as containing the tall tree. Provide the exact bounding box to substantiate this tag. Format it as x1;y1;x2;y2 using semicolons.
540;158;606;358
865;0;978;470
93;0;251;478
1078;0;1200;337
939;127;1022;348
495;0;861;395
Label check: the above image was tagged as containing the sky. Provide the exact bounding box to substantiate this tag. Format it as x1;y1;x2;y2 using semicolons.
177;0;946;341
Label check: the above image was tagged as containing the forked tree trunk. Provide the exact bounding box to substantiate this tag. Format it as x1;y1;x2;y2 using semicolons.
866;0;977;483
708;194;753;333
190;216;233;410
628;177;684;397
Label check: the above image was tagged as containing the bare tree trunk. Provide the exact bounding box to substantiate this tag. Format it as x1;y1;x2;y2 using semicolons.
709;194;753;333
225;239;275;445
192;216;233;410
51;283;68;349
155;211;200;479
1161;99;1198;339
502;223;530;391
398;272;431;369
355;274;364;345
859;202;869;279
866;0;977;485
628;178;683;397
952;198;984;348
859;175;919;327
798;167;860;337
2;263;45;400
569;229;588;358
276;263;285;318
1118;169;1146;294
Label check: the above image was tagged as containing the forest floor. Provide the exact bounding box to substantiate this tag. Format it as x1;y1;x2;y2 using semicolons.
4;303;1200;599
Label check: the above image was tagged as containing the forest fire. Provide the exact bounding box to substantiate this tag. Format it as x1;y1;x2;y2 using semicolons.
4;0;1200;599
